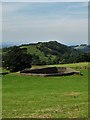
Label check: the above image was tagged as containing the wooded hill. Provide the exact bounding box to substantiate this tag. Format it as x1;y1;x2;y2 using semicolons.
71;44;90;53
2;41;90;67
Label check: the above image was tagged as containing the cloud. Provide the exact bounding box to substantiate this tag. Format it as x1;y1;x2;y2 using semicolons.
0;3;2;44
2;2;88;45
3;17;88;45
1;0;89;2
2;2;88;19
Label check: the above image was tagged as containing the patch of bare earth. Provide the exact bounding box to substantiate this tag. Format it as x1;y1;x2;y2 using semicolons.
31;113;52;118
30;108;64;118
64;91;81;97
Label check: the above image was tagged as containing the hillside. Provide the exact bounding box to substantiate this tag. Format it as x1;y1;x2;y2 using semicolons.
2;41;89;66
19;41;88;65
71;44;90;53
20;41;67;64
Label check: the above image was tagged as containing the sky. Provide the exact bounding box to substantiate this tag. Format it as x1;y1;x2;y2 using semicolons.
1;1;88;46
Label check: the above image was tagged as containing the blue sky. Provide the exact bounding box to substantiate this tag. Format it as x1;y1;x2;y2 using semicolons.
2;2;88;45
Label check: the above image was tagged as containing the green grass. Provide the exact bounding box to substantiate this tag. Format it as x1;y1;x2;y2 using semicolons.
20;45;57;63
32;62;89;69
2;62;88;118
48;62;89;67
21;45;48;61
0;67;10;73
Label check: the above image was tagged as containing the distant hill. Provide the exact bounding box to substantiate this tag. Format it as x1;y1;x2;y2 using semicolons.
70;44;90;53
19;41;88;64
2;41;89;65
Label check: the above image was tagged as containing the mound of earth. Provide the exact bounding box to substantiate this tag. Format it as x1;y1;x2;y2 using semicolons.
20;67;80;76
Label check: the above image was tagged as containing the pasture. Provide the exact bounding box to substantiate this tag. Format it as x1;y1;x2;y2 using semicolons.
2;62;89;118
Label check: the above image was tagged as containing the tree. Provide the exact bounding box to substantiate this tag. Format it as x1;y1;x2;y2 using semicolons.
2;46;32;72
31;54;42;65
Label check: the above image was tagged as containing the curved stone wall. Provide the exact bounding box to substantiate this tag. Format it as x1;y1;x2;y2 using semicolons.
20;67;80;76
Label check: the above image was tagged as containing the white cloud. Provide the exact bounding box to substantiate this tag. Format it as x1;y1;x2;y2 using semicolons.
0;3;2;44
2;15;88;45
1;0;89;2
1;2;88;45
2;2;29;15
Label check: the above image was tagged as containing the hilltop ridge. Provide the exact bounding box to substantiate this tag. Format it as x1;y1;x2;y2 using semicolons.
18;41;89;65
2;41;90;66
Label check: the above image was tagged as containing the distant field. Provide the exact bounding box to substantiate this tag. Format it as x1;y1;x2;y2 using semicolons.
49;62;89;67
32;62;89;69
2;62;88;118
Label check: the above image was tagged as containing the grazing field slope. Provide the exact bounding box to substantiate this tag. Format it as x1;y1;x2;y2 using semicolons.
21;45;48;62
2;62;89;118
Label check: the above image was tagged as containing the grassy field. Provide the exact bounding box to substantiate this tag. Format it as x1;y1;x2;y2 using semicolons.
31;62;88;69
2;62;89;118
